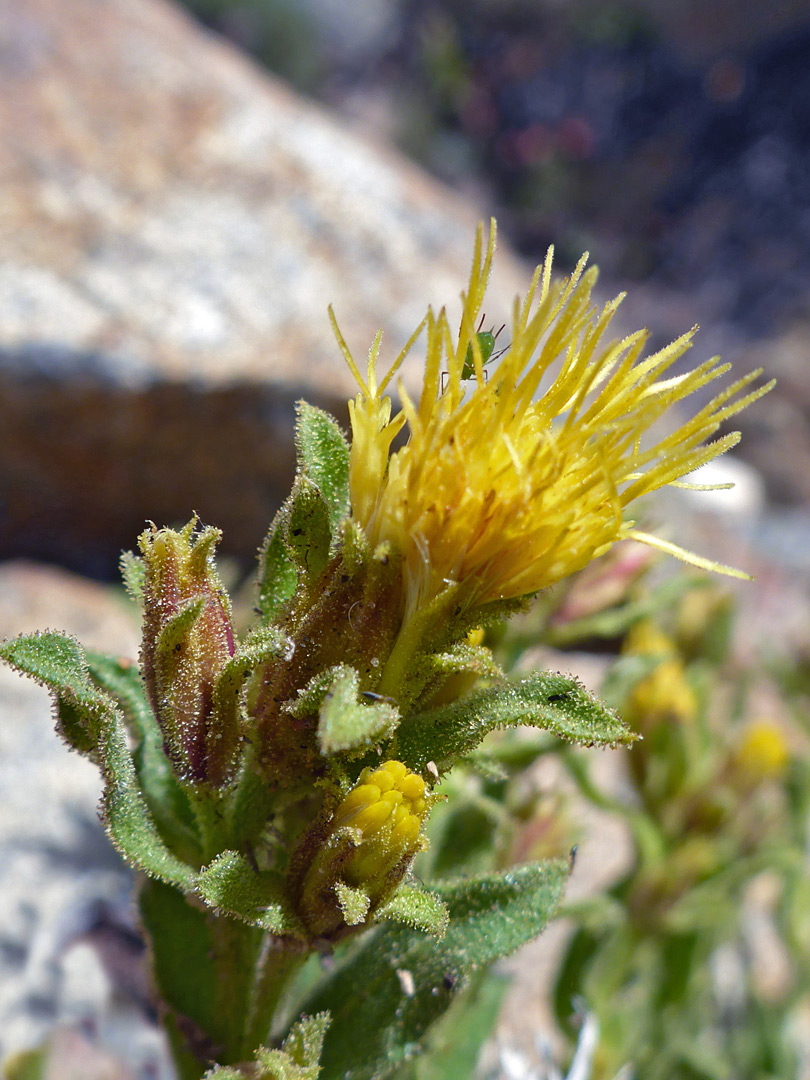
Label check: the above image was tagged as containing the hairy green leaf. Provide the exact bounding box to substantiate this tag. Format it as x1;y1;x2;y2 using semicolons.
141;877;263;1065
1;632;196;890
404;971;510;1080
257;1012;331;1080
304;860;570;1080
86;651;198;858
289;665;400;756
286;477;333;582
294;401;350;539
120;549;146;604
335;882;371;926
395;671;635;775
257;510;300;623
375;885;449;937
426;643;503;681
197;851;301;937
211;624;294;749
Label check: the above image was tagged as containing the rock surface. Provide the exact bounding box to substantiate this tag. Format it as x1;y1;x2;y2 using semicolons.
0;0;528;577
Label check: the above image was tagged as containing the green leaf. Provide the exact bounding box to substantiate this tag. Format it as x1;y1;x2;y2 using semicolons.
1;631;112;754
197;850;301;937
294;401;350;539
257;1012;331;1080
120;549;146;604
304;860;570;1080
140;877;224;1049
286;477;333;581
141;877;264;1065
335;882;371;926
425;799;501;879
395;671;635;775
157;596;205;655
86;651;198;858
407;971;510;1080
101;712;198;889
289;665;400;757
257;510;300;623
375;885;449;937
426;643;503;681
1;632;197;890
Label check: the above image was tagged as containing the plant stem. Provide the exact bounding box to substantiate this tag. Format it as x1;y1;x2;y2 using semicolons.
242;940;307;1056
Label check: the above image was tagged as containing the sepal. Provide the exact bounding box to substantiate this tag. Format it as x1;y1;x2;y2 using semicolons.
257;403;350;623
293;401;351;539
287;665;400;756
254;1012;331;1080
334;882;371;926
197;850;304;938
202;1012;332;1079
257;510;299;624
286;477;333;582
120;549;146;603
375;884;449;937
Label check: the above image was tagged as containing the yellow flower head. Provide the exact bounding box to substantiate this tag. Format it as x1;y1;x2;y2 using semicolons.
733;721;790;782
332;221;772;615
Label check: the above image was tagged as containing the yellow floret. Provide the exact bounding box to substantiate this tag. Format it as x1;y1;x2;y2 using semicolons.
400;773;426;801
333;220;772;628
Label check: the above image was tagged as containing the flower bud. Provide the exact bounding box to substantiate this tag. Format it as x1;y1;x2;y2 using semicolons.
139;519;237;785
293;760;430;938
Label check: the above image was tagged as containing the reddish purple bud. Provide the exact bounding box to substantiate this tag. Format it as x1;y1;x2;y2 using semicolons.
139;519;238;785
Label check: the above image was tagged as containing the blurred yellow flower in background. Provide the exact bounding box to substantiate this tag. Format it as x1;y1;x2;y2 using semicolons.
333;221;772;617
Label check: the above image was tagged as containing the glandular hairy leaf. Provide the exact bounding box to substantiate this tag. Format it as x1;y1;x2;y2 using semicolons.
303;859;570;1080
288;664;400;756
256;1012;331;1079
395;670;636;775
197;850;302;937
294;401;351;540
0;632;197;890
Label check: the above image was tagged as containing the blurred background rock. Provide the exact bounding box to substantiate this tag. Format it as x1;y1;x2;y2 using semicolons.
1;0;809;1075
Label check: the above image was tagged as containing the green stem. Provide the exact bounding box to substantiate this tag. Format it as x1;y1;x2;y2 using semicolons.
242;942;307;1056
188;786;229;865
140;878;266;1073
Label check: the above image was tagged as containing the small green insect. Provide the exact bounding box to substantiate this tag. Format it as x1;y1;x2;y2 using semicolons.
443;318;506;391
460;322;504;380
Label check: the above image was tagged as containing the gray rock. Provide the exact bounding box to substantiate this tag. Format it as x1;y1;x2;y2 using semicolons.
0;0;528;577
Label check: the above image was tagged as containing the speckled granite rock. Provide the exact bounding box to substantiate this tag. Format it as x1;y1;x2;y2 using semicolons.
0;0;527;578
0;562;172;1075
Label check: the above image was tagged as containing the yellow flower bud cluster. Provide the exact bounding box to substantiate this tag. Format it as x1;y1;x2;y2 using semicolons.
294;761;430;937
334;760;428;884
